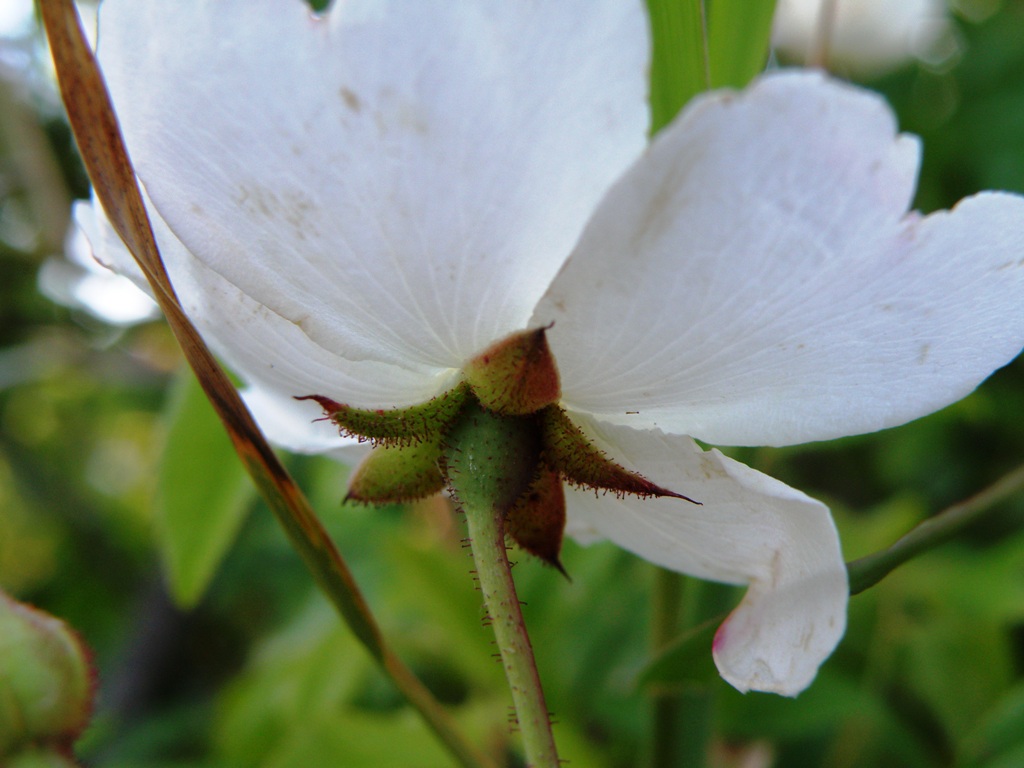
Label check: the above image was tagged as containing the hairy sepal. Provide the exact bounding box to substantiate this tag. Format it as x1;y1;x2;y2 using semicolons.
296;382;469;446
346;438;446;504
464;327;560;415
541;407;699;504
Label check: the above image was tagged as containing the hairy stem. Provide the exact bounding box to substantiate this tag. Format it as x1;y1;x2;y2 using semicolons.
463;501;559;767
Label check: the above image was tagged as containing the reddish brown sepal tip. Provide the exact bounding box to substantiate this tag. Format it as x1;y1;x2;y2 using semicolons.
626;478;701;505
504;465;570;578
294;394;345;413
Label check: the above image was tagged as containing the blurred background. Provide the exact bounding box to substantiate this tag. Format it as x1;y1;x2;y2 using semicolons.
2;1;1024;766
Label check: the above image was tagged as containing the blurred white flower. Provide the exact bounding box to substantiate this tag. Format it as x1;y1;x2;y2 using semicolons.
773;0;957;77
38;209;158;327
0;0;33;39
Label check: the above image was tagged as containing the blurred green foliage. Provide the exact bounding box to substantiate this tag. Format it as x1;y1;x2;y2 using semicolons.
1;1;1024;767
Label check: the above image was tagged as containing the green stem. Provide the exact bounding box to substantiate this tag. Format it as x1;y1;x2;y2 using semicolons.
650;572;714;768
442;400;559;765
650;568;681;768
847;463;1024;594
462;499;559;767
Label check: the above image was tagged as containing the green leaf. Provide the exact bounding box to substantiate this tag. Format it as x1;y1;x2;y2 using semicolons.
707;0;777;90
903;612;1013;745
986;744;1024;768
156;370;253;607
261;712;456;768
964;683;1024;767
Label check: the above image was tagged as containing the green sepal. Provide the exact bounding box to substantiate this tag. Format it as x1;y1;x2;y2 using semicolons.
346;438;447;504
540;407;699;504
463;328;560;416
443;399;542;513
296;382;470;445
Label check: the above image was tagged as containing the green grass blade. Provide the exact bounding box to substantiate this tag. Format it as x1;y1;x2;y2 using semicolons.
647;0;709;133
708;0;777;89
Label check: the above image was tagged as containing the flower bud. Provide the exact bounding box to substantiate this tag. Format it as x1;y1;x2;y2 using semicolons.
0;592;95;758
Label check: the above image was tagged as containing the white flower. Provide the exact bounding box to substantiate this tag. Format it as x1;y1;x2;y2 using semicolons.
772;0;955;77
81;0;1024;696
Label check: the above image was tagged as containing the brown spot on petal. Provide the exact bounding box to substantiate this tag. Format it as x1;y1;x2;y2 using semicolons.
340;87;362;112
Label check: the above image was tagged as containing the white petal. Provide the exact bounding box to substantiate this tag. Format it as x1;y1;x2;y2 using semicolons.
79;196;381;455
97;0;648;372
77;194;451;428
537;71;1024;447
563;413;847;695
241;383;369;463
81;188;384;456
72;199;151;297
